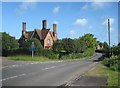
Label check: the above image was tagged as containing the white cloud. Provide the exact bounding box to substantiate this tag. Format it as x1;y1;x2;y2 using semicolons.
74;18;88;26
53;6;60;14
16;2;37;15
69;30;76;36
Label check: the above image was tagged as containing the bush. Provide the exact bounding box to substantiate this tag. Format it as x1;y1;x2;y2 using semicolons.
60;48;95;60
102;56;119;71
36;49;59;59
83;48;95;57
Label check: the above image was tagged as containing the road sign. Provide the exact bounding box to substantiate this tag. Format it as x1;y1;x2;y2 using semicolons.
31;42;35;58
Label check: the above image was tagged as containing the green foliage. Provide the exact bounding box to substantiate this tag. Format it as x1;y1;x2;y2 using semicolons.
112;45;120;56
102;56;120;71
101;42;110;57
83;48;95;57
60;48;95;60
36;49;59;59
7;55;58;62
53;33;97;55
52;40;63;52
62;38;76;53
2;32;19;56
79;34;98;50
22;38;43;52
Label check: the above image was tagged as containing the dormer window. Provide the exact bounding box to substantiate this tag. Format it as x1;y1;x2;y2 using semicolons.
48;39;50;44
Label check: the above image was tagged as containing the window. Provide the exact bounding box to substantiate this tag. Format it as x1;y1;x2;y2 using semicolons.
48;39;50;44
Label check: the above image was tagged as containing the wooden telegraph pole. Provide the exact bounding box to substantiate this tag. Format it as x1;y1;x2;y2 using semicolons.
108;19;111;57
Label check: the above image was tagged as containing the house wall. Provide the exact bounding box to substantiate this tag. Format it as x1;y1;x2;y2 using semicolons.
44;32;53;48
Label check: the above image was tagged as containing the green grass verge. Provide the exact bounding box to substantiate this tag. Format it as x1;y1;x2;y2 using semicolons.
85;63;119;86
6;53;95;62
7;55;59;62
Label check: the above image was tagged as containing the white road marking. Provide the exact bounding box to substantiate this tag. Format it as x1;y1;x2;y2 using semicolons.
0;74;26;82
42;66;56;70
2;65;23;69
2;61;64;69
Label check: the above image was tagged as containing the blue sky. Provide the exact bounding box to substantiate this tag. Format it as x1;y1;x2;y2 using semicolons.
2;2;118;45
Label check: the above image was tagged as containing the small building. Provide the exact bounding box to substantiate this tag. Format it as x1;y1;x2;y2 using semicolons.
18;20;58;49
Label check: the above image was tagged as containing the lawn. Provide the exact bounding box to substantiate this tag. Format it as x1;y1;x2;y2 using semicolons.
85;63;119;86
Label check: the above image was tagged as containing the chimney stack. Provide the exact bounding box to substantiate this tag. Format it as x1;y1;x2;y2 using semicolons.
22;22;26;34
53;24;57;34
42;20;47;29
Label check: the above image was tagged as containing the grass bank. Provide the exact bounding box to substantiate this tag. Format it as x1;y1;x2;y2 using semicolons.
6;53;96;62
6;55;59;62
85;63;119;86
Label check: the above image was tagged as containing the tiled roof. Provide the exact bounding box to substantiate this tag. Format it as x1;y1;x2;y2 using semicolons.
24;31;34;39
41;29;50;39
24;29;51;40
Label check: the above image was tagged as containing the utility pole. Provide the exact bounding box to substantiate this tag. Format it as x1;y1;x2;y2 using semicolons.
108;19;111;57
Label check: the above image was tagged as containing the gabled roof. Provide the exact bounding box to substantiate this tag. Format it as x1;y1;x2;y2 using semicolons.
35;29;42;39
41;29;50;39
24;29;52;40
23;31;34;39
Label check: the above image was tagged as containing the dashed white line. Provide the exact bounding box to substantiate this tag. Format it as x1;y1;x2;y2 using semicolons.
0;74;26;82
42;66;56;70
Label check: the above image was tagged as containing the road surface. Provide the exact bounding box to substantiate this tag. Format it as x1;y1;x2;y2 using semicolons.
1;53;102;86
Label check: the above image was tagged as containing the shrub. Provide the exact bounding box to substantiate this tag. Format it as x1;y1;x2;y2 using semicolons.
60;48;95;60
102;56;119;71
35;49;59;59
83;48;95;57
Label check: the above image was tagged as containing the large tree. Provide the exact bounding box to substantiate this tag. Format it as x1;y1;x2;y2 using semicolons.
2;32;18;51
52;39;63;52
2;32;19;56
61;38;76;53
79;34;98;51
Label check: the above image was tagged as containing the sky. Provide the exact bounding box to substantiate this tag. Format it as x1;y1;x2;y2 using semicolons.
1;1;119;45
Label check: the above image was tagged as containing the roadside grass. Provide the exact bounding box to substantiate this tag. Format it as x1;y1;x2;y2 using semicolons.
6;54;95;62
85;63;119;86
7;55;59;62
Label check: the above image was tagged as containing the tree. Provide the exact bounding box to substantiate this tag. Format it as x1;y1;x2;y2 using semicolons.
112;45;120;56
62;38;76;53
102;42;110;57
78;34;98;52
22;38;43;52
52;40;63;52
2;32;19;56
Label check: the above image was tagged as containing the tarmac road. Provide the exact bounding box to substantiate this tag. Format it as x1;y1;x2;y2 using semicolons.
1;53;102;86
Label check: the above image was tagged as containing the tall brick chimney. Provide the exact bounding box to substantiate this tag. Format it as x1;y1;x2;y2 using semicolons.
42;20;47;29
53;24;57;41
53;24;56;34
22;22;26;34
